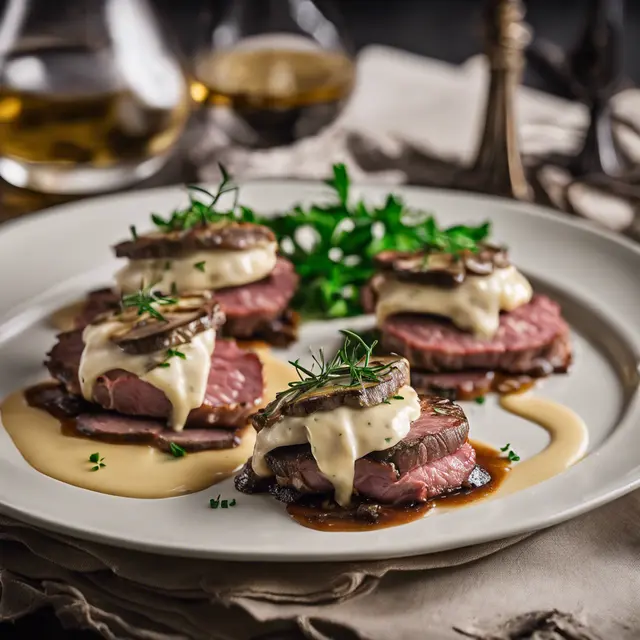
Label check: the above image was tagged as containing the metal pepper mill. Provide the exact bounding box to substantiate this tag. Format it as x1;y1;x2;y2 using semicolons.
456;0;532;200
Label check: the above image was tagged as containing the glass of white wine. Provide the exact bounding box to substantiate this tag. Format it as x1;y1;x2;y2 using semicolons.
191;0;355;149
0;0;191;194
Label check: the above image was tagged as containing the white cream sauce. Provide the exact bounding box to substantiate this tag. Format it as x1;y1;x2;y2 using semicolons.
375;266;532;338
252;385;421;507
79;323;216;431
115;243;278;294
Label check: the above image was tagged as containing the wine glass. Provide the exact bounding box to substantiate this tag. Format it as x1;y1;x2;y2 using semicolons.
0;0;190;194
190;0;355;149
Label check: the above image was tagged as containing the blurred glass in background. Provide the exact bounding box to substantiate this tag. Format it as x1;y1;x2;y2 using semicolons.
0;0;190;194
190;0;355;148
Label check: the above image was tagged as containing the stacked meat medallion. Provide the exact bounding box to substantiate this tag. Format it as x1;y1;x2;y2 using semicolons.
236;332;490;517
368;246;572;399
77;221;299;346
46;294;265;451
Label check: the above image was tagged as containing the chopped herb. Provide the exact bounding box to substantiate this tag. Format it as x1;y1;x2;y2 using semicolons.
475;396;486;405
157;362;171;368
209;496;237;509
194;261;206;272
129;225;138;240
392;395;404;400
88;452;105;471
121;284;177;322
500;443;520;462
263;330;400;419
385;437;392;443
164;261;172;271
432;406;449;416
166;348;186;360
169;442;187;458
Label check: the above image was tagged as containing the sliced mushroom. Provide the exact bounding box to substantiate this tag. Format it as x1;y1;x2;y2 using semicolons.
374;244;509;286
114;221;276;260
105;295;225;355
253;356;410;431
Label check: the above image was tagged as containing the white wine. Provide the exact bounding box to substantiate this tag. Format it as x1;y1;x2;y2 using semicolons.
0;46;189;191
192;48;355;147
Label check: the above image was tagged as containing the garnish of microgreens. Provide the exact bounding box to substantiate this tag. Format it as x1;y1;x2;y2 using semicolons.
500;443;521;462
120;284;177;323
263;330;400;417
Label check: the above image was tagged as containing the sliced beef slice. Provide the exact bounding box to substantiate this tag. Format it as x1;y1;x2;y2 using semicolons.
381;295;572;374
75;413;242;452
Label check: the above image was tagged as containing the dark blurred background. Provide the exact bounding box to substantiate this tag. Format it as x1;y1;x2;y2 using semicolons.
152;0;640;92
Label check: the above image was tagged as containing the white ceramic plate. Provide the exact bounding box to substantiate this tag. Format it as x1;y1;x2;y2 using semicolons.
0;181;639;562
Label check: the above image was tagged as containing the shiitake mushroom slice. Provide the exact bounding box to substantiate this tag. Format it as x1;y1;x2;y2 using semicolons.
114;222;276;260
108;295;225;355
253;356;410;431
374;245;510;286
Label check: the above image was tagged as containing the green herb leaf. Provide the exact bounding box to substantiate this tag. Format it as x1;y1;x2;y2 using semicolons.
384;437;392;443
209;494;221;509
169;442;187;458
89;452;100;463
90;465;99;472
157;362;171;368
121;284;177;322
221;499;229;509
130;225;138;241
392;395;404;400
194;261;206;272
475;396;486;405
229;498;237;507
508;450;521;462
500;443;511;452
166;348;186;360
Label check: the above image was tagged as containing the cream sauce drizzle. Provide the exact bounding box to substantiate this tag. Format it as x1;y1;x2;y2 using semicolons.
375;266;532;338
0;349;294;499
498;392;589;495
252;385;421;507
115;243;278;294
79;323;216;431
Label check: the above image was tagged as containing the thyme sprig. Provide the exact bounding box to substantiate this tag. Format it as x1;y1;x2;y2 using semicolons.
264;330;399;417
120;284;177;322
150;164;250;232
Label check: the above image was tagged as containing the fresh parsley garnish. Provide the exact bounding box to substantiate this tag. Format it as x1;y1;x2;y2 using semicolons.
385;437;392;443
120;285;177;322
264;330;399;418
500;443;520;462
88;452;105;471
257;163;490;318
166;348;186;360
129;225;138;241
169;442;187;458
392;395;404;400
475;396;486;405
209;495;237;509
194;261;206;272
